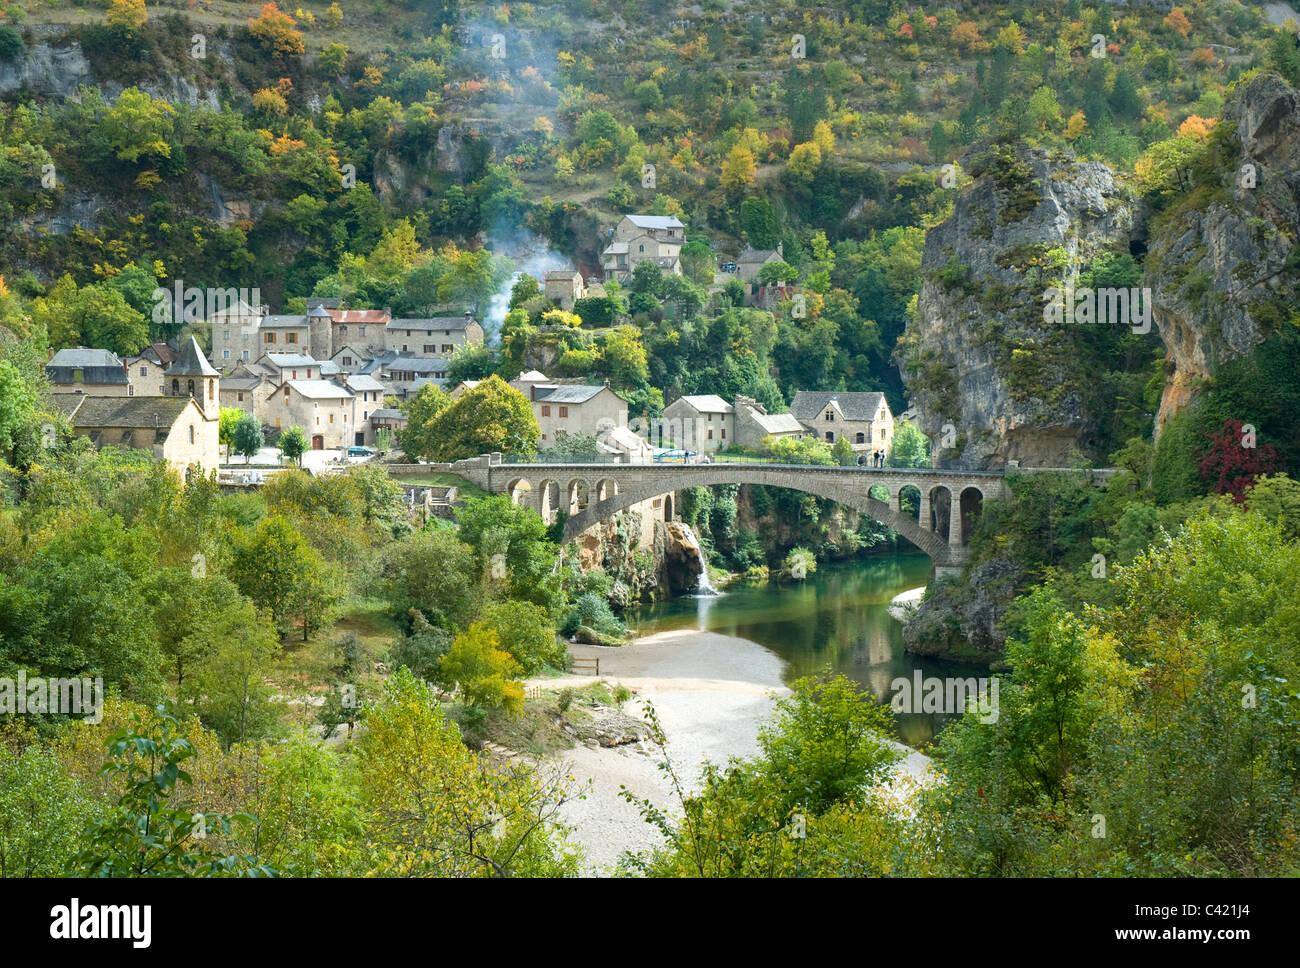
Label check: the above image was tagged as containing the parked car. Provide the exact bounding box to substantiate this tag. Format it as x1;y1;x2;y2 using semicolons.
348;446;375;457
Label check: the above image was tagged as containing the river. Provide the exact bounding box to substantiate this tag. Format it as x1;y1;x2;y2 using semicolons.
627;553;976;748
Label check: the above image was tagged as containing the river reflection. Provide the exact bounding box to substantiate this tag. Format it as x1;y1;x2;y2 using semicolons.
627;554;981;748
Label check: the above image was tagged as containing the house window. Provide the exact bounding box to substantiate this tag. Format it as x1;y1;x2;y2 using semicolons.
265;332;276;343
856;432;865;444
424;345;435;354
406;329;412;336
402;345;409;352
242;350;249;360
189;425;195;444
208;380;214;400
442;344;453;353
359;326;366;336
187;379;195;397
343;357;352;366
825;431;834;442
223;330;229;340
287;332;298;343
639;245;644;253
276;418;281;428
559;407;568;418
330;413;334;424
284;387;290;399
707;429;714;440
721;429;726;439
825;410;835;421
72;369;83;383
292;370;297;380
140;366;148;376
223;350;230;359
541;405;550;416
238;393;244;402
128;385;135;396
363;410;369;420
339;325;347;337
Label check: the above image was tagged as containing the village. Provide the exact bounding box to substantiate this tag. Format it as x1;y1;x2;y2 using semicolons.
45;213;899;489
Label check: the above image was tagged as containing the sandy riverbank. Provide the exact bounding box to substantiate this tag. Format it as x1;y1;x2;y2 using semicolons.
526;627;932;875
887;585;927;621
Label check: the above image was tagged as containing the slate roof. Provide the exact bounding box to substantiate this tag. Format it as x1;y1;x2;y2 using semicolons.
221;377;264;392
58;394;194;429
749;411;805;435
165;337;219;377
288;379;353;400
260;315;309;328
738;246;781;264
384;357;450;373
789;391;887;422
134;342;177;366
385;316;478;331
345;374;386;393
263;353;317;369
370;408;406;420
625;215;684;230
673;394;734;414
47;348;128;385
534;384;613;405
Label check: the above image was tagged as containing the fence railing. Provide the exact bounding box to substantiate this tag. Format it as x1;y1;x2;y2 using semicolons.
568;657;600;676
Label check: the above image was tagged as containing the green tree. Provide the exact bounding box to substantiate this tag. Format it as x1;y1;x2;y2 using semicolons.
232;411;264;464
887;421;931;467
437;623;525;715
278;425;307;466
399;382;453;461
426;375;538;460
228;515;336;638
75;706;272;877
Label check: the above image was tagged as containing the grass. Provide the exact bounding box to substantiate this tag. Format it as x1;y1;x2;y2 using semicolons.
389;471;489;499
464;682;625;756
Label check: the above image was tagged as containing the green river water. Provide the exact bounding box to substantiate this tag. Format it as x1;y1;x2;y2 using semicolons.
627;553;978;748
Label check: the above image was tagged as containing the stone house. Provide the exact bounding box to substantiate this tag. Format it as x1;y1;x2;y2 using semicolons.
54;394;220;478
377;356;451;398
602;215;684;282
209;299;265;369
659;394;735;453
733;395;806;449
257;314;312;355
544;270;585;311
258;353;321;383
46;347;130;396
344;374;387;446
789;390;894;458
384;313;484;356
271;379;355;449
124;342;177;397
736;243;784;283
520;379;630;449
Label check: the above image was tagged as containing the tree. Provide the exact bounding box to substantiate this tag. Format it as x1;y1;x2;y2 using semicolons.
787;142;822;181
379;526;483;629
355;669;578;877
425;375;538;460
758;261;799;285
1198;419;1281;500
248;3;305;59
101;88;176;166
106;0;147;35
0;358;38;461
721;144;757;192
831;436;855;466
454;494;564;614
279;425;307;466
228;515;336;638
479;600;564;674
400;382;453;461
232;411;264;464
75;706;271;877
218;407;242;449
888;421;931;467
0;744;94;877
437;623;525;715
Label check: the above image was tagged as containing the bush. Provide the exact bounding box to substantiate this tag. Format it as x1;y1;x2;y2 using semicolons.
0;27;24;62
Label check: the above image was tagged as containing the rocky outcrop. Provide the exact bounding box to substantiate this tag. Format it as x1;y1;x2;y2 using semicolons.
898;143;1139;467
1145;71;1300;438
0;42;93;98
572;512;701;605
902;557;1024;664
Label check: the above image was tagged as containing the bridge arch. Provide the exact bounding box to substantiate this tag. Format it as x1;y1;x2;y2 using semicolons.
898;484;921;520
958;486;984;547
559;466;963;565
568;478;591;516
538;478;560;524
595;477;618;502
506;477;531;507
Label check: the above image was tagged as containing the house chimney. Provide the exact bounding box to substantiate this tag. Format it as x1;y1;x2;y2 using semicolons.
48;347;55;361
603;379;610;388
464;310;472;319
776;241;783;258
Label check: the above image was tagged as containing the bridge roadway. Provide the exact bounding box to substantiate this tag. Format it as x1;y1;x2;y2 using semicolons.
448;453;1010;571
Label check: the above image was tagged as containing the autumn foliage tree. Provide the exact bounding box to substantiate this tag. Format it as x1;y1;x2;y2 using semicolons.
106;0;148;35
248;3;305;59
1198;419;1282;500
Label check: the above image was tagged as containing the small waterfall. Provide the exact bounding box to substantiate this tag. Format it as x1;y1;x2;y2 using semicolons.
680;524;719;596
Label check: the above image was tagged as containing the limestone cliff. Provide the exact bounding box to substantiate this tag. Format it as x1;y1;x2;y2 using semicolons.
898;142;1139;467
571;510;701;606
1145;70;1300;438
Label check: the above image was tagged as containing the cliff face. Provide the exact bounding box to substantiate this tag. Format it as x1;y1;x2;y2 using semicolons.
572;511;701;606
1145;71;1300;438
898;143;1139;468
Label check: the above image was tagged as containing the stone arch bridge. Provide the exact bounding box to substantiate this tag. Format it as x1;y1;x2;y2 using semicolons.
449;454;1008;574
